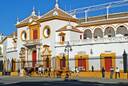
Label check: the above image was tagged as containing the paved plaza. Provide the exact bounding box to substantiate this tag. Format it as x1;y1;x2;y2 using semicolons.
0;76;128;86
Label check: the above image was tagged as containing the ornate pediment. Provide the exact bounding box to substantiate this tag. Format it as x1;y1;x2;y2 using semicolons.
42;45;51;56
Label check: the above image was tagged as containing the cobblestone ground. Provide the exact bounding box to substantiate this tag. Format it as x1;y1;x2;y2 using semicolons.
0;76;128;86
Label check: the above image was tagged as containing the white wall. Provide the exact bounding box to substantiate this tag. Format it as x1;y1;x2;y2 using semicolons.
55;42;128;71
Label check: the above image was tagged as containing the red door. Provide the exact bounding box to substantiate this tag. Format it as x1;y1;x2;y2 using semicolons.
32;50;37;67
82;59;86;71
105;57;112;72
33;29;38;39
78;58;86;71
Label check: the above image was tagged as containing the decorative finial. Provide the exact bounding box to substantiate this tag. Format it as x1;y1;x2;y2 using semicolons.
32;6;36;16
55;0;59;9
16;16;20;24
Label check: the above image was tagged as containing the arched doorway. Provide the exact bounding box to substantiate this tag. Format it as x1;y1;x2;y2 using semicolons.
32;50;37;67
60;55;66;70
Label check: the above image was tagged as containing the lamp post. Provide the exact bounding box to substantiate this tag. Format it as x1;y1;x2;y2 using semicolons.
64;41;72;70
123;50;127;73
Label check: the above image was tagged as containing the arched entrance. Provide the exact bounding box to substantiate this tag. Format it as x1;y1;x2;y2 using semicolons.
32;50;37;67
60;55;66;70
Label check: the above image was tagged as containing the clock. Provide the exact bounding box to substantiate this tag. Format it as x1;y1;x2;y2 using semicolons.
43;26;51;38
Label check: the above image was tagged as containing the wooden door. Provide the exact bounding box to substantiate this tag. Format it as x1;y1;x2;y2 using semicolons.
78;58;86;71
105;57;112;72
32;50;37;67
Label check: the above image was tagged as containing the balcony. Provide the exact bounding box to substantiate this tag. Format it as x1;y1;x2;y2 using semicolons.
6;47;17;53
24;39;42;46
56;36;128;46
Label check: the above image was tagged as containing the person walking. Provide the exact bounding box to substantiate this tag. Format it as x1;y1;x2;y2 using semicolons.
115;67;120;79
101;67;105;78
91;65;94;72
75;67;79;79
110;66;114;79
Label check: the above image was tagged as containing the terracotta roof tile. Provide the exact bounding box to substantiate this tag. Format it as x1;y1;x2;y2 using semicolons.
40;8;75;19
56;25;82;33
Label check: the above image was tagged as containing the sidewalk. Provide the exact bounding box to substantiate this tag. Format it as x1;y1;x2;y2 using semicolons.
0;76;128;84
79;77;128;84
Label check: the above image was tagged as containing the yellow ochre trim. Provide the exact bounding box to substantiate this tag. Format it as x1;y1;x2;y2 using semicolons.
100;52;116;69
29;24;40;40
75;54;89;71
43;25;51;39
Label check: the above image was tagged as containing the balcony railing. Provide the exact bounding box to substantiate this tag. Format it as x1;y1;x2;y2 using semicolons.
6;47;17;52
24;39;42;46
56;36;128;46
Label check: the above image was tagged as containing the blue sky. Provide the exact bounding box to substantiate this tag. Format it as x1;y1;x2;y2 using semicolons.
0;0;126;35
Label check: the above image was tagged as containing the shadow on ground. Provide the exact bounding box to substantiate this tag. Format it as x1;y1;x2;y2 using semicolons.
0;80;128;86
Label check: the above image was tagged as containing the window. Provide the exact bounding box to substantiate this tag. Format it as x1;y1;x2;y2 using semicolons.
59;32;65;43
33;29;38;39
21;31;27;41
80;35;82;39
43;26;51;38
62;36;65;42
83;34;87;39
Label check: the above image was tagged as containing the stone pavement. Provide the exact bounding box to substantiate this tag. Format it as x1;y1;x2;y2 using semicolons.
0;76;128;85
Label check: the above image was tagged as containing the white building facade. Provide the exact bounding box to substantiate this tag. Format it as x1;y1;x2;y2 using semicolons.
11;2;128;73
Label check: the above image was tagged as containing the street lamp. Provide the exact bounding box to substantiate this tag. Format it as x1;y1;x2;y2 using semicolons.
64;41;72;70
123;50;127;73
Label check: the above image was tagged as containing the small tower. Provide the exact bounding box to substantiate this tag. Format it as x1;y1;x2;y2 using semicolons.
55;0;59;9
31;6;36;16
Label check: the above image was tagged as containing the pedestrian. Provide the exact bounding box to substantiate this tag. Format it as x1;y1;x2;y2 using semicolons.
75;67;79;79
38;66;42;76
91;65;94;72
115;67;120;79
101;67;105;78
18;69;20;76
110;66;114;79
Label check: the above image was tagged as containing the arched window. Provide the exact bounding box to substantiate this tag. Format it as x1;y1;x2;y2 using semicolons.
83;29;92;39
94;28;103;38
116;25;128;36
104;27;115;37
